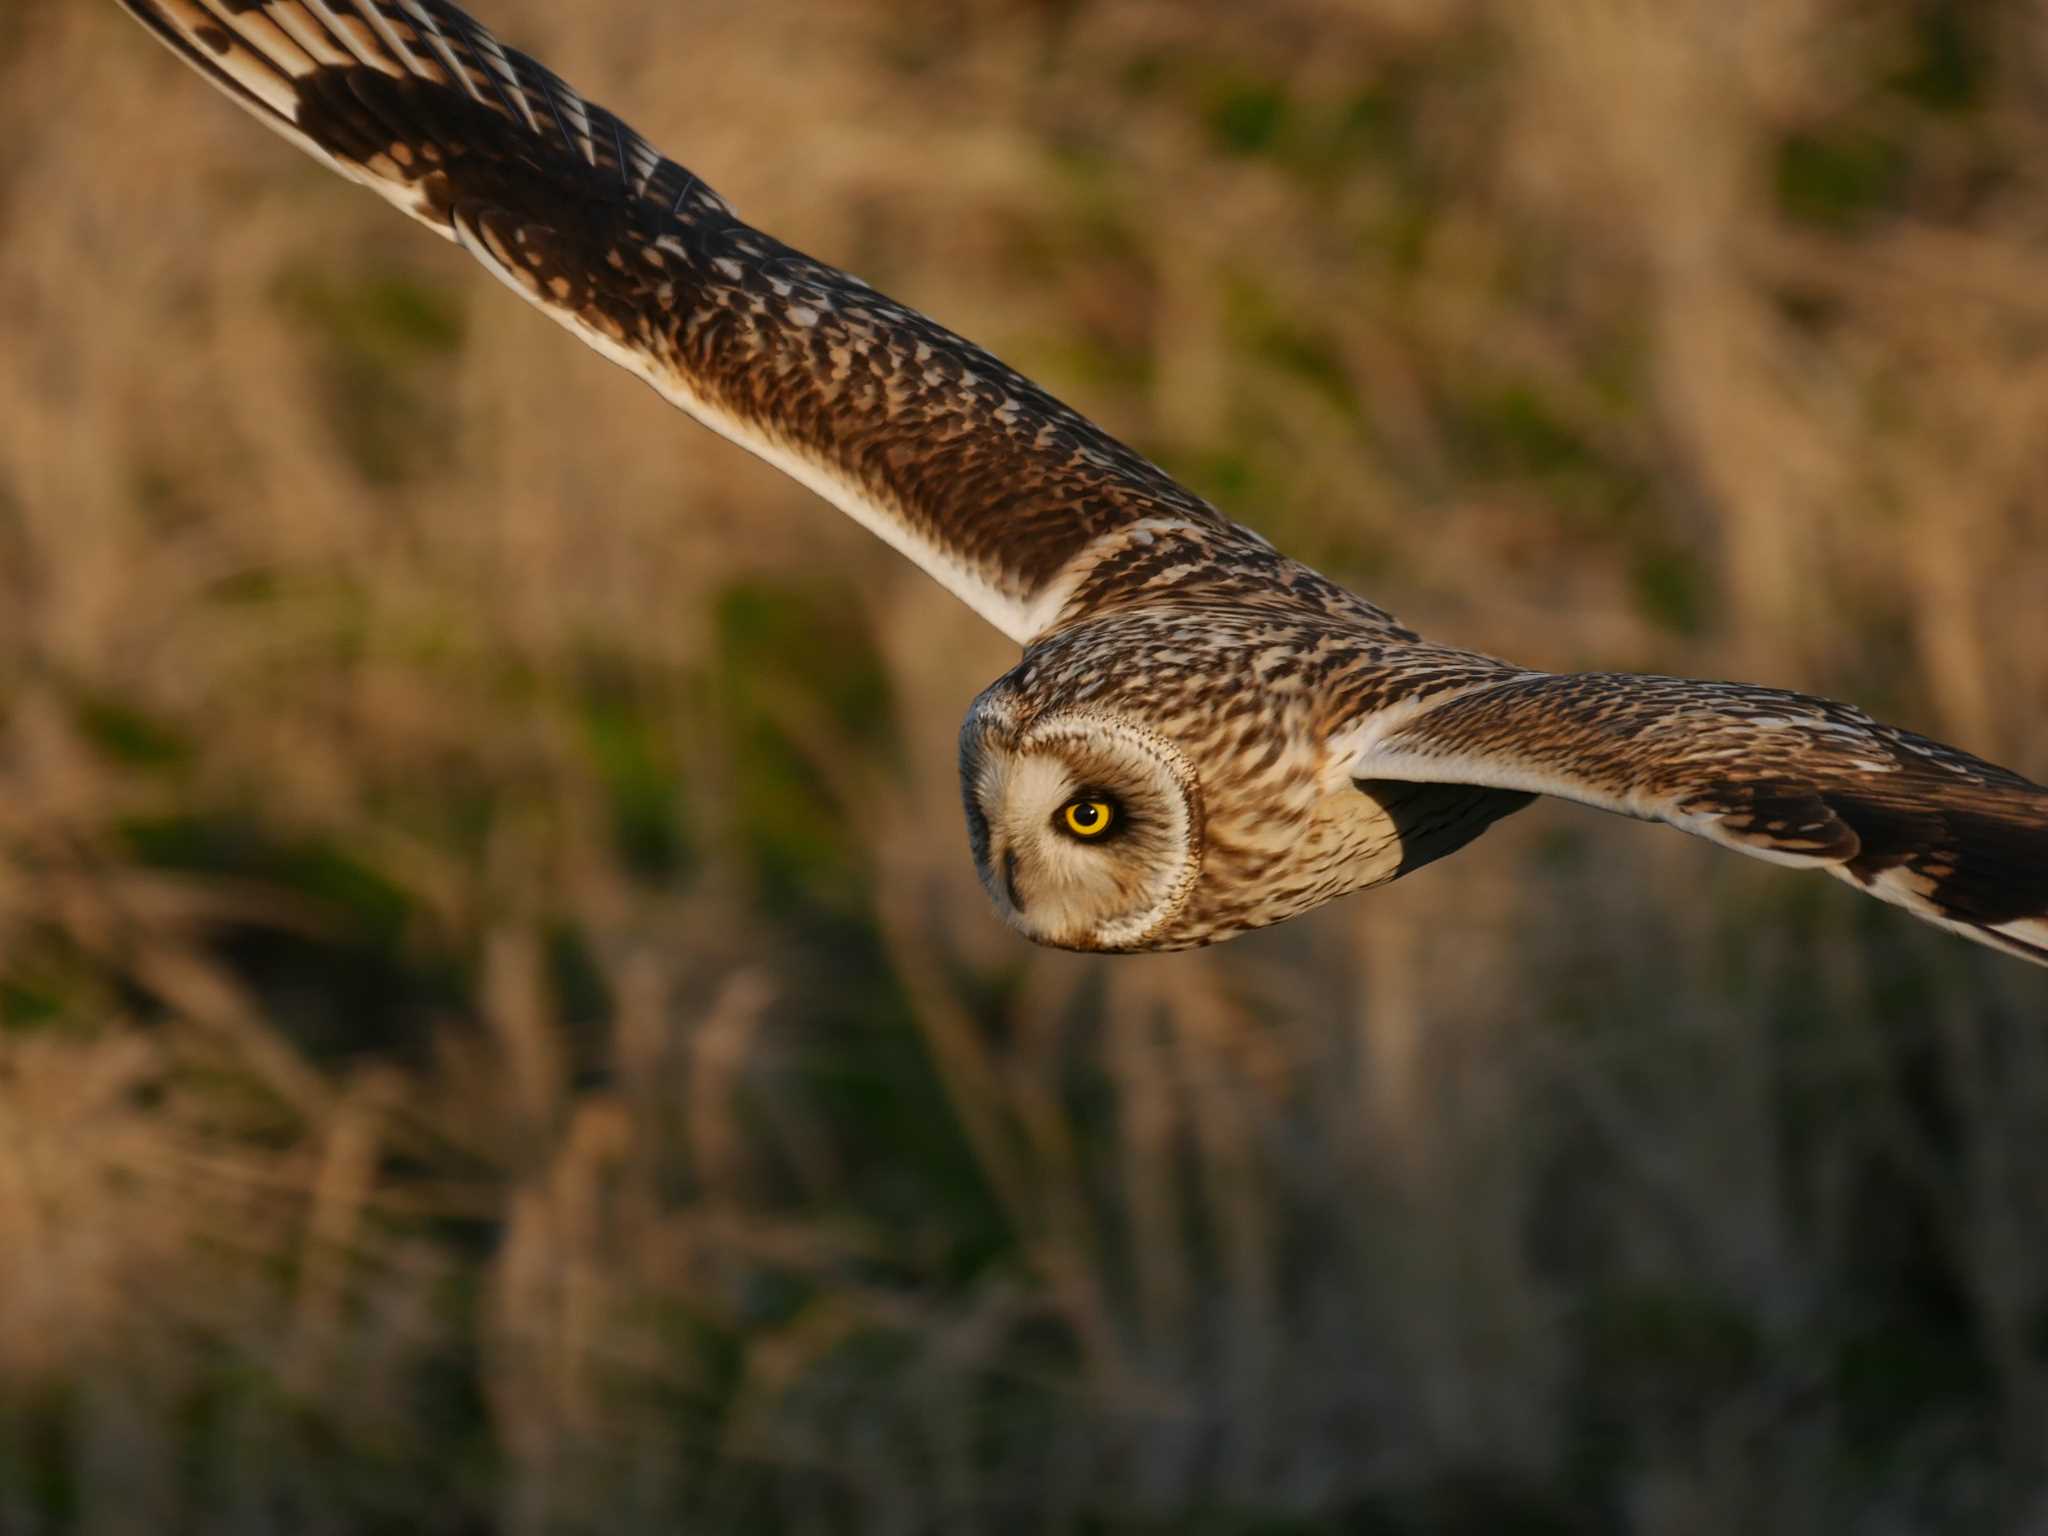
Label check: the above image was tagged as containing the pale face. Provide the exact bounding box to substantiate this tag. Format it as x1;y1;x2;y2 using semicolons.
959;709;1203;952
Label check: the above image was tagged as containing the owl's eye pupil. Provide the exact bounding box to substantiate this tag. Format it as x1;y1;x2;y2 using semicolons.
1060;799;1115;838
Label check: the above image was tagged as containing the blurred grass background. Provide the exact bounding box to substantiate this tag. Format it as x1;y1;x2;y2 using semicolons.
4;0;2048;1531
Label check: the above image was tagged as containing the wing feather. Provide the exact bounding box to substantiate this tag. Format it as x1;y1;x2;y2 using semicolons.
1341;672;2048;967
114;0;1254;643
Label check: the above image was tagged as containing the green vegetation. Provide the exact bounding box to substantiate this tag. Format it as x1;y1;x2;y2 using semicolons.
272;268;468;483
1776;130;1909;233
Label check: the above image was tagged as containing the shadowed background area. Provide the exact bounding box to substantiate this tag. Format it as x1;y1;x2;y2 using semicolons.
4;1;2048;1531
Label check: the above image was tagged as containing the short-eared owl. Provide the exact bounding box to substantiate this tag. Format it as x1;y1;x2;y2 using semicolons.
116;0;2048;964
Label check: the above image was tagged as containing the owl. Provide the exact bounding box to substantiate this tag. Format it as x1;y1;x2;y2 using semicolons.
115;0;2048;965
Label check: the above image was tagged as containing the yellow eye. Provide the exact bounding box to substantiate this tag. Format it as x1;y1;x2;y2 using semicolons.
1061;799;1115;838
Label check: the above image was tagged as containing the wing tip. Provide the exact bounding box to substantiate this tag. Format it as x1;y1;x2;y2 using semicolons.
1828;797;2048;969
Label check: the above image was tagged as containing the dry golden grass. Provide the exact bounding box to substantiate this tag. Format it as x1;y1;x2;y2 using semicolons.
3;1;2047;1531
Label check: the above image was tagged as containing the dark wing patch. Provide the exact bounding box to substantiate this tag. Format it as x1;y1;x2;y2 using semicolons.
1355;779;1536;879
1344;671;2048;968
1671;781;1862;860
115;0;1265;643
1830;795;2048;935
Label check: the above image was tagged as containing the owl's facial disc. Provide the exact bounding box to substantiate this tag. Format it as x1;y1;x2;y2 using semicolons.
960;709;1202;951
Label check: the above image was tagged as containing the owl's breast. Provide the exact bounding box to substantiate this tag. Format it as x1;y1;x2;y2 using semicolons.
1301;785;1416;898
1162;777;1410;947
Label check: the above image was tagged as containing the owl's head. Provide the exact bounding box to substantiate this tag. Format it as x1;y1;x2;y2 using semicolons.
958;699;1204;952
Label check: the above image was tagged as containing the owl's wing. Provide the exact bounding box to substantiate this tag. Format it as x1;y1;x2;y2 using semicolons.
1340;671;2048;967
115;0;1248;644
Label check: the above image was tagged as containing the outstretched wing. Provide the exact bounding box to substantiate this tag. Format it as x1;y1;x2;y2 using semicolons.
1341;672;2048;967
114;0;1249;643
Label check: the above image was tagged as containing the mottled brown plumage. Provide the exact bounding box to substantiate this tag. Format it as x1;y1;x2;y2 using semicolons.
115;0;2048;965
